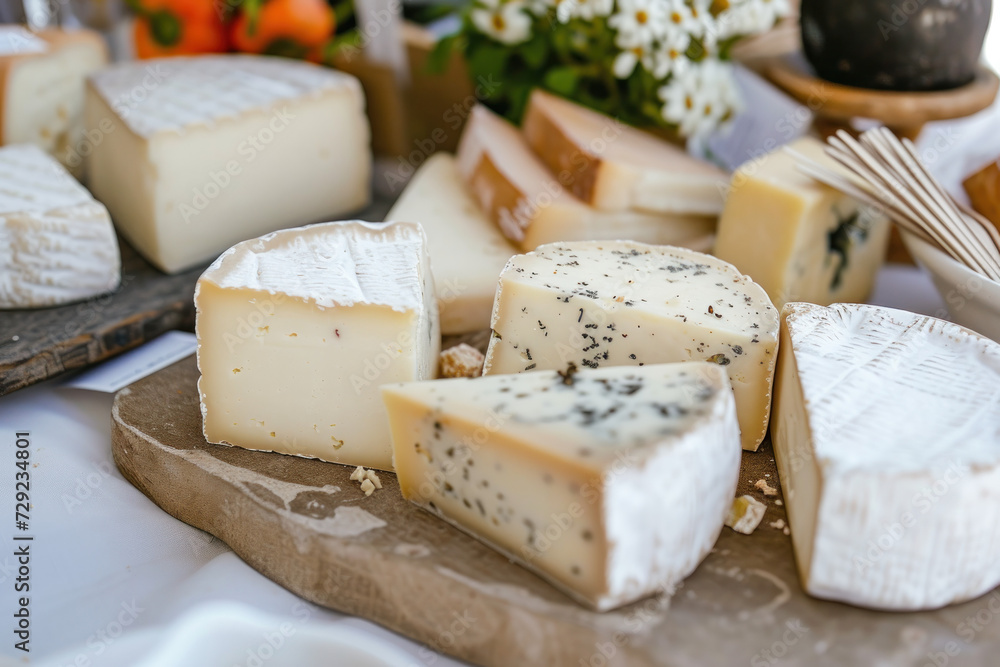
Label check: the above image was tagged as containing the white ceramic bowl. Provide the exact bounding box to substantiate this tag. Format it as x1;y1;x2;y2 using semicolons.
900;229;1000;342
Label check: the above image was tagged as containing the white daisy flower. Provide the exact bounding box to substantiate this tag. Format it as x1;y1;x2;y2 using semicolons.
663;0;701;37
651;30;691;78
714;0;790;40
524;0;554;15
659;59;741;137
613;44;657;78
608;0;669;46
555;0;615;23
472;0;533;45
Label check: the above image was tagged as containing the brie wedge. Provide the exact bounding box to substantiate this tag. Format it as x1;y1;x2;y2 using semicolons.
456;105;715;252
522;89;728;215
196;220;439;471
383;361;741;611
0;144;120;308
772;302;1000;610
483;240;779;451
86;55;371;274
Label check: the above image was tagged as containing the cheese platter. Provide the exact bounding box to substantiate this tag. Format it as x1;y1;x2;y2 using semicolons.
4;0;1000;664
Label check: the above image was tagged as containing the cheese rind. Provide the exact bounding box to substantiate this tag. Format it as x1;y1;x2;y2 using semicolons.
386;153;516;334
522;89;728;215
382;361;741;611
772;302;1000;610
483;240;779;451
456;105;715;252
195;220;439;471
86;55;371;274
0;27;108;177
713;137;890;309
0;144;120;308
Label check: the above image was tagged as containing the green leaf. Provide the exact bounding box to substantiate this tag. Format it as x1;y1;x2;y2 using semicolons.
519;35;549;69
544;66;579;96
468;43;510;80
426;34;460;74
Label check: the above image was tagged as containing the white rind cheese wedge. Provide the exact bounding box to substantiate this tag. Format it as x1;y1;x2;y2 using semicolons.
456;105;715;252
86;55;371;274
483;241;779;451
386;152;516;335
714;137;891;309
0;144;120;308
772;302;1000;610
382;361;741;611
522;89;728;215
0;26;108;177
195;220;439;471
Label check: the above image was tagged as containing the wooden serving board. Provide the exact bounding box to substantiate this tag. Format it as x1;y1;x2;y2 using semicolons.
0;201;393;396
112;357;1000;667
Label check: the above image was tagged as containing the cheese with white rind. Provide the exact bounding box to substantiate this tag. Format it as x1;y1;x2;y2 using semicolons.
714;137;890;309
522;89;728;215
0;144;120;308
0;27;108;177
483;240;779;451
382;361;741;611
86;55;371;274
195;220;439;471
386;152;516;334
456;105;715;252
772;302;1000;610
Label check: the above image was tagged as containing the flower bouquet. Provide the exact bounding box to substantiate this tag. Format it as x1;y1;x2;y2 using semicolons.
434;0;790;138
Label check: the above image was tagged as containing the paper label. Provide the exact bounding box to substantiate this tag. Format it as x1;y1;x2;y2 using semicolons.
64;331;197;393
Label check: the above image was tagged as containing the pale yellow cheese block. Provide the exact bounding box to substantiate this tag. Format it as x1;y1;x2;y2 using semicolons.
714;137;890;309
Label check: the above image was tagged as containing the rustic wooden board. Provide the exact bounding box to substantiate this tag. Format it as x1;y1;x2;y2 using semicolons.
112;357;1000;667
0;201;393;396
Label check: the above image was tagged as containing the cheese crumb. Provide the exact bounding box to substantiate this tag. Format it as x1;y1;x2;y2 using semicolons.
350;465;366;482
769;519;787;531
365;469;382;489
439;343;485;378
360;479;375;496
755;479;778;496
724;495;767;535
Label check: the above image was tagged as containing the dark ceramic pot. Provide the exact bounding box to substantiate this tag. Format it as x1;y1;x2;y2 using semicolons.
801;0;993;91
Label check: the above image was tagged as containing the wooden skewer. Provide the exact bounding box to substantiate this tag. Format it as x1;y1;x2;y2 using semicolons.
790;127;1000;283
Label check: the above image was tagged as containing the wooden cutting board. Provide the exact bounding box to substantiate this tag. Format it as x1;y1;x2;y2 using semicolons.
112;357;1000;667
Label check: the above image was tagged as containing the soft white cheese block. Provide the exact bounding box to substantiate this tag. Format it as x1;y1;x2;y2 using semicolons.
483;241;779;451
522;89;728;215
0;26;108;177
0;144;120;308
382;361;741;611
714;137;891;309
772;302;1000;610
195;220;439;471
86;55;371;274
385;152;516;335
456;105;716;252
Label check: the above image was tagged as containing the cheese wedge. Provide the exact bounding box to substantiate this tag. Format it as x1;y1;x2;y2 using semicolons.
0;26;108;177
772;303;1000;610
0;144;120;308
86;55;371;274
195;220;439;471
456;105;715;252
522;89;728;215
386;152;516;335
483;240;779;451
382;361;741;611
714;137;890;308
